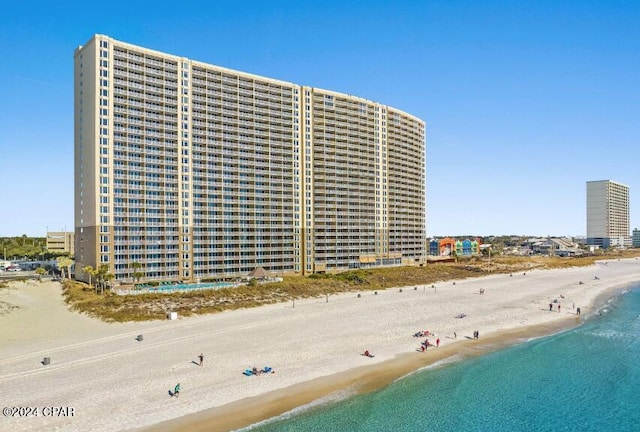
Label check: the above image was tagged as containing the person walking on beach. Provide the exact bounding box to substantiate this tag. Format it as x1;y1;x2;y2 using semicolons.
454;332;457;339
577;307;581;316
199;353;204;367
558;304;561;313
436;338;440;348
549;303;553;312
174;383;181;398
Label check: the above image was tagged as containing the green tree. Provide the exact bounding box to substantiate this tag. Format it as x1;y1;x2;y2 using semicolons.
104;272;115;292
0;236;48;260
131;261;144;283
56;256;74;279
82;265;96;290
95;264;115;294
35;267;46;281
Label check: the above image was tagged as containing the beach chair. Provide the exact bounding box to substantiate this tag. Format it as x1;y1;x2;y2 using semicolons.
243;369;254;376
262;366;272;373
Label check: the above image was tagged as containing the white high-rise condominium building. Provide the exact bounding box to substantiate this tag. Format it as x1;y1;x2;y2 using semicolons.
586;180;630;248
74;35;426;282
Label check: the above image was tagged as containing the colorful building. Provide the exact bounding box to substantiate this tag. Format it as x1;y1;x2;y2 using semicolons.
428;238;481;256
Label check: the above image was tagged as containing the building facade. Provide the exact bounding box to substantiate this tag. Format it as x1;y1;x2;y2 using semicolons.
586;180;630;248
46;231;75;256
632;228;640;248
74;35;425;282
428;238;481;257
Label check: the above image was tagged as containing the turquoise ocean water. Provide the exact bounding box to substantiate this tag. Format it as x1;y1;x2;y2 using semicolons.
246;286;640;432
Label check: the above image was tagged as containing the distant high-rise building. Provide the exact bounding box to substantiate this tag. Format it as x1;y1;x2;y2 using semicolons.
74;35;426;282
586;180;630;248
632;228;640;248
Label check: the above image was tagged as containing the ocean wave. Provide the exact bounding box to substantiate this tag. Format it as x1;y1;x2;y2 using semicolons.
238;387;357;431
587;329;631;340
392;354;465;383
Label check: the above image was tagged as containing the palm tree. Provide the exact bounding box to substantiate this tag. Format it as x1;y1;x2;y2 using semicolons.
104;272;115;293
95;264;115;295
82;265;96;290
131;261;144;283
56;256;74;279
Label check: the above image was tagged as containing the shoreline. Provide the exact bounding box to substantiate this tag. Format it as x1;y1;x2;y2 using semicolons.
145;320;580;432
143;275;638;432
2;260;640;432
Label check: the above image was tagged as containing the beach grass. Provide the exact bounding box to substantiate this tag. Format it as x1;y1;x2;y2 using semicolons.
61;251;640;322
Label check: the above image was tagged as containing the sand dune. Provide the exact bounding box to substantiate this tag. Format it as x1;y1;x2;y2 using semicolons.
1;259;638;431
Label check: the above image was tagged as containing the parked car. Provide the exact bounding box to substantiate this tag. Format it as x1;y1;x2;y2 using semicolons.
6;266;22;272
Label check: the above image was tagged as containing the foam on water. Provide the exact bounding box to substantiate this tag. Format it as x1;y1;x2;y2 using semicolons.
239;387;359;431
391;354;466;384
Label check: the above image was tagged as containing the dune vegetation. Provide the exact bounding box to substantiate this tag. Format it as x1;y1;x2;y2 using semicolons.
61;250;640;322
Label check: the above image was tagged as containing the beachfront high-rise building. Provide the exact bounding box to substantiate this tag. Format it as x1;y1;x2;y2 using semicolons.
74;35;425;282
586;180;630;248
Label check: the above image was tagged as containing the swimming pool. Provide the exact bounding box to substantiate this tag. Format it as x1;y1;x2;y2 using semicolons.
118;281;238;295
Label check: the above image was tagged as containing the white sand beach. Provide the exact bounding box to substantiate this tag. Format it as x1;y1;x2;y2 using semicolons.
1;259;639;432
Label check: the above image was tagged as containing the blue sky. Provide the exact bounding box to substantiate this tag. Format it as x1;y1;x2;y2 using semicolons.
1;0;639;237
